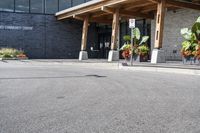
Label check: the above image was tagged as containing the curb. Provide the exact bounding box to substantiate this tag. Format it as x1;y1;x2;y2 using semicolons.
119;65;200;75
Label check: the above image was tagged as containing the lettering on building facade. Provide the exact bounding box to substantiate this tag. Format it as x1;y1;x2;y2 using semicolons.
0;25;33;30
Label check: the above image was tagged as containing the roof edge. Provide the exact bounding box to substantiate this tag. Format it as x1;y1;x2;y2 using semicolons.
55;0;102;16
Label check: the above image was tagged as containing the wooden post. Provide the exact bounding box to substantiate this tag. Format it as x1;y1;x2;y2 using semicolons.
151;0;166;63
154;0;166;49
111;8;120;50
81;15;89;51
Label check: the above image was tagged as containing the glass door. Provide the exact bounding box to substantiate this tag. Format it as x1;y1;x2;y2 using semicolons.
98;33;111;59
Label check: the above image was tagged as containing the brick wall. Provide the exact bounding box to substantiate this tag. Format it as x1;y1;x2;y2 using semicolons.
0;12;97;59
151;9;200;61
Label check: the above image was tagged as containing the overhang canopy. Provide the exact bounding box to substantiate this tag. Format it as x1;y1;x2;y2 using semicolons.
55;0;200;23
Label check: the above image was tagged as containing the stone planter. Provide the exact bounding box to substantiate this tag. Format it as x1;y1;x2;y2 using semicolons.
133;55;148;62
16;54;28;60
0;57;28;61
182;56;200;65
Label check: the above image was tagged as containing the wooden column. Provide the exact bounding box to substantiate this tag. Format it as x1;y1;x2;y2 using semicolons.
154;0;166;49
111;8;120;50
81;15;89;51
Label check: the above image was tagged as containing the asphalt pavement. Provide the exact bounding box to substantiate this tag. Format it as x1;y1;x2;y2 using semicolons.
0;60;200;133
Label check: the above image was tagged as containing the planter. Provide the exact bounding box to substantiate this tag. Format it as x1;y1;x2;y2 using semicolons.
133;55;148;62
0;57;17;60
17;57;28;60
182;56;200;65
0;57;28;61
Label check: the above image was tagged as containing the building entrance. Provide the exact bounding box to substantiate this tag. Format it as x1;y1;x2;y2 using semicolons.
98;33;111;59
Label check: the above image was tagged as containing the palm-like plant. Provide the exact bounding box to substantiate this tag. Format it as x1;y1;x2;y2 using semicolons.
181;16;200;59
120;28;149;58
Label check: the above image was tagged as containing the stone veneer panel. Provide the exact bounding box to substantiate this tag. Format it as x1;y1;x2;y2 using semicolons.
151;9;200;61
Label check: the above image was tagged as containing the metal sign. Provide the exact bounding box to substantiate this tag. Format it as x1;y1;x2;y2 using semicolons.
129;19;135;28
129;19;136;66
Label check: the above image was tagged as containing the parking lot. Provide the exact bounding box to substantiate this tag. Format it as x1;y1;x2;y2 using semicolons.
0;60;200;133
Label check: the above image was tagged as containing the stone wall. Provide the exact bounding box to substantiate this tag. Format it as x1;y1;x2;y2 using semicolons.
0;12;97;59
151;9;200;61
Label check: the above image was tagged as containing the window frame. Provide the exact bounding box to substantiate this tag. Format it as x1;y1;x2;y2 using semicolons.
0;0;90;14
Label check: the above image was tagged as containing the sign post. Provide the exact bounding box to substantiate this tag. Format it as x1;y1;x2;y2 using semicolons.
129;19;136;66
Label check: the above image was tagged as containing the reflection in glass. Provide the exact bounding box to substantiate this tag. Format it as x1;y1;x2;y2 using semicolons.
15;0;29;13
45;0;58;14
72;0;84;6
59;0;71;11
30;0;44;13
0;0;14;12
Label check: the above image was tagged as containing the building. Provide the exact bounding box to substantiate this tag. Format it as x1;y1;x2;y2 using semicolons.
0;0;200;62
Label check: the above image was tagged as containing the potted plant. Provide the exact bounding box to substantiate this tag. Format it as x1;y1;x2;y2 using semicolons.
137;45;149;62
120;43;131;60
181;16;200;64
120;28;150;62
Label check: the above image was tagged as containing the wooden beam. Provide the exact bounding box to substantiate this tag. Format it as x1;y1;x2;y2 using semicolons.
147;0;160;3
111;8;120;50
81;16;89;51
154;0;166;49
166;0;200;11
141;4;157;13
73;14;84;21
101;6;114;13
101;6;154;19
119;10;154;19
56;0;133;20
123;1;153;10
90;11;108;18
192;0;200;4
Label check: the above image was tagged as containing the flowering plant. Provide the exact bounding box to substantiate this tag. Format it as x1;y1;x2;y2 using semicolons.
120;28;149;60
181;16;200;60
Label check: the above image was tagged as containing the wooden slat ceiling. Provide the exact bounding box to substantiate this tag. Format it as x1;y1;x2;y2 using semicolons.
55;0;200;23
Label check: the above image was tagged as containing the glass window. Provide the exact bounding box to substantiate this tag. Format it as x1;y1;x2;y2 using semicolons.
45;0;58;14
15;0;29;13
72;0;84;6
0;0;14;12
59;0;71;11
30;0;44;13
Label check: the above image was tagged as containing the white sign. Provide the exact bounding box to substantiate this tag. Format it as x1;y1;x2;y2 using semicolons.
129;19;135;28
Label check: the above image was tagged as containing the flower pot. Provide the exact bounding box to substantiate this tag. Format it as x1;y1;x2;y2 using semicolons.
16;54;28;60
139;55;148;62
182;56;200;65
132;55;148;62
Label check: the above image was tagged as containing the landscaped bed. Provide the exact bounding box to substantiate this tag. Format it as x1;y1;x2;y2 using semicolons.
0;48;28;60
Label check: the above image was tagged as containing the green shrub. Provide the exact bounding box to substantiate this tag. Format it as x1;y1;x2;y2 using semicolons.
138;45;149;56
123;35;131;43
0;48;24;58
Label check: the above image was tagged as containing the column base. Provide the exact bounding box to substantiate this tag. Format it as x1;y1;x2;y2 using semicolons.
79;51;88;61
108;50;119;62
151;49;166;64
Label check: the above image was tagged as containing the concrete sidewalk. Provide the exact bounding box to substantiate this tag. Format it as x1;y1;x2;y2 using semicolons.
119;61;200;75
0;59;200;75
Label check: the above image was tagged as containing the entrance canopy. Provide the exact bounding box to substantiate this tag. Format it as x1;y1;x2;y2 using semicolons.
55;0;200;62
55;0;200;23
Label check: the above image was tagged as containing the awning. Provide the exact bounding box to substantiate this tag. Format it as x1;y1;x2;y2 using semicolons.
55;0;200;23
